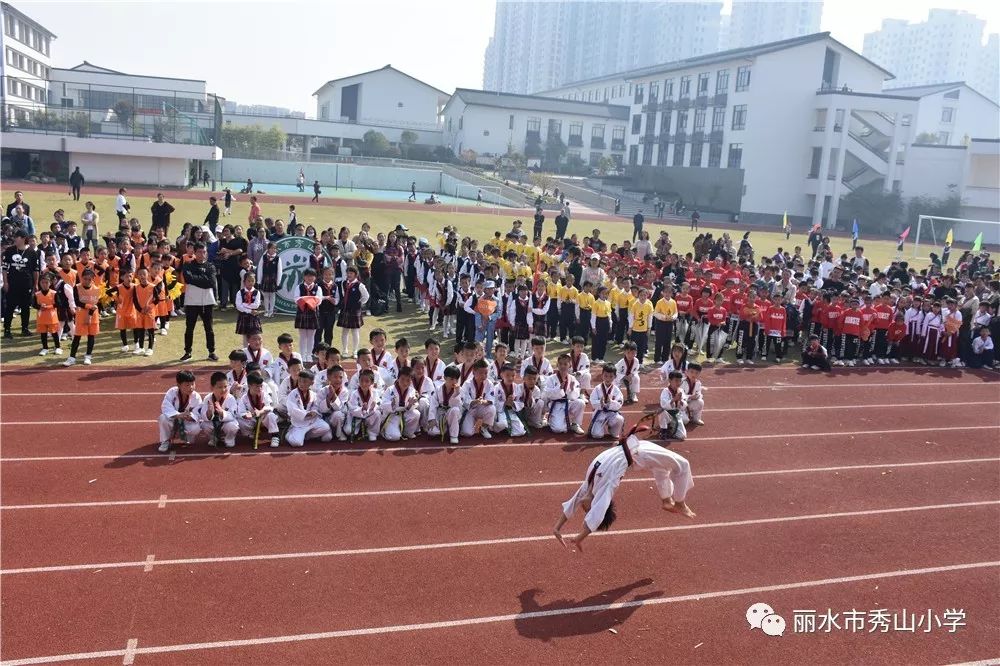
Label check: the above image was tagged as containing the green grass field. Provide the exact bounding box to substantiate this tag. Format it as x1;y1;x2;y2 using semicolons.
2;185;909;367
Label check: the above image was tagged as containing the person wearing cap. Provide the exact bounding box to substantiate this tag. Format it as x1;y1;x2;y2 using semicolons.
554;417;695;552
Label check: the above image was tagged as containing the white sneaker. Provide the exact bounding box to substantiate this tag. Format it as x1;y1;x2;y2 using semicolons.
63;356;76;366
270;437;280;448
480;429;492;440
810;365;820;370
157;442;170;453
367;433;378;442
225;440;236;448
801;363;809;368
145;348;154;356
133;347;145;355
164;322;170;331
745;360;754;366
736;359;744;365
38;349;48;356
847;360;856;367
121;344;131;353
158;328;167;336
54;347;63;355
890;358;899;365
450;436;460;445
570;424;585;435
83;355;92;365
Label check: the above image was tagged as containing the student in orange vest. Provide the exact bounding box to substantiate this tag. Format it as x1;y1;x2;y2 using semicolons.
33;272;61;356
63;269;100;366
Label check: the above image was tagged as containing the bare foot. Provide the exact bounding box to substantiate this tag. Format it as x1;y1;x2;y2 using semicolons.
663;500;697;518
570;535;585;552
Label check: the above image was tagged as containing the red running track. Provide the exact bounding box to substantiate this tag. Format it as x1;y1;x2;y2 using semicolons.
1;366;998;664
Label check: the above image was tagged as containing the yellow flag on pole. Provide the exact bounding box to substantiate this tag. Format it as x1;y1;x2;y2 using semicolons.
782;211;789;229
944;228;953;246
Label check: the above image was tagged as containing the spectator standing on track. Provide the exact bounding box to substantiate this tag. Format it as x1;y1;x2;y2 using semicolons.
409;182;417;202
69;167;85;201
180;242;218;362
298;170;306;192
312;180;321;203
690;209;701;231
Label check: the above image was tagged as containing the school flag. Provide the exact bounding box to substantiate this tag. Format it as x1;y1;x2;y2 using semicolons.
851;219;859;248
971;232;983;252
944;228;954;246
898;226;910;242
782;212;789;230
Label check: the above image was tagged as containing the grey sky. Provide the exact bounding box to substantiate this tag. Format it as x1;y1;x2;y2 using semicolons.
17;0;1000;115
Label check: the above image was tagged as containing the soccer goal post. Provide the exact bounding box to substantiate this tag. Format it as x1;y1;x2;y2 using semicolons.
451;184;503;214
914;214;1000;259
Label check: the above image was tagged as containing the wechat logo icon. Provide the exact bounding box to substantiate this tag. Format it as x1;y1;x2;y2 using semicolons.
747;602;786;637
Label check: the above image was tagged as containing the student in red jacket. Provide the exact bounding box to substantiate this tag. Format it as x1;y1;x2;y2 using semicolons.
706;292;730;362
674;283;694;347
839;298;864;366
692;286;714;357
871;294;895;365
764;295;789;362
886;312;906;365
736;288;764;365
823;293;845;363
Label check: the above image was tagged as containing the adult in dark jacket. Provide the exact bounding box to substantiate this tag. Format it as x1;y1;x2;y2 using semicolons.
150;193;176;234
632;210;644;243
180;242;218;362
69;167;85;201
204;197;220;235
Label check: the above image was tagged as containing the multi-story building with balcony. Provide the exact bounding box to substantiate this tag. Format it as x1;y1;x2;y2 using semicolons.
1;1;54;122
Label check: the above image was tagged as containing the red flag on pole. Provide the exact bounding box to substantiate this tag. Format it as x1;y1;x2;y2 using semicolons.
898;226;911;241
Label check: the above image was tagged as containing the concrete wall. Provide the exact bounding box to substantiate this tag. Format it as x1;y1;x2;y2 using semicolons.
912;87;1000;145
901;145;966;199
222;113;443;145
69;153;190;187
220;158;444;192
632;165;744;212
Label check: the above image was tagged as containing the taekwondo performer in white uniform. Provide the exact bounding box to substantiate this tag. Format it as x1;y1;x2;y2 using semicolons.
347;368;383;441
236;373;280;448
543;353;586;435
284;370;333;447
615;341;642;403
681;363;705;427
568;337;592;392
588;364;625;439
428;365;463;444
657;370;688;441
554;417;695;551
409;357;437;434
317;365;349;441
157;370;203;452
460;359;496;438
196;371;240;448
379;366;422;441
492;363;527;437
516;366;547;429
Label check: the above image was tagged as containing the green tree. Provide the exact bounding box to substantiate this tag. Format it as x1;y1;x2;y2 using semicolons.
543;133;567;169
907;189;961;225
113;100;135;130
530;172;554;196
838;181;904;233
596;155;616;176
362;130;391;156
399;130;418;157
565;154;586;175
219;124;287;154
524;135;543;159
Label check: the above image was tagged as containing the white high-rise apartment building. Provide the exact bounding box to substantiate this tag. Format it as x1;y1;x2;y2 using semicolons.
723;0;822;50
483;1;721;95
863;9;999;103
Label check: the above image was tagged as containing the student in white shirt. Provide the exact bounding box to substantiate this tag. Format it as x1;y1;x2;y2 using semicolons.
243;333;275;375
284;370;333;447
657;371;688;441
157;370;202;452
516;367;546;429
681;364;706;426
409;357;436;433
615;342;642;403
492;363;527;437
568;337;592;392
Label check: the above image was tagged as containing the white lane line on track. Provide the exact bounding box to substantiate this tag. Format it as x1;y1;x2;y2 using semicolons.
3;457;996;511
3;425;998;463
142;555;155;573
4;401;999;426
121;640;137;666
2;500;997;576
1;560;997;665
3;381;998;396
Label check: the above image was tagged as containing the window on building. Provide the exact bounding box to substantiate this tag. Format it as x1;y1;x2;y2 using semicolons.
612;126;625;142
664;79;674;98
690;142;703;167
458;116;463;130
483;130;490;136
727;143;743;168
569;122;582;137
591;124;605;138
634;84;644;104
941;107;955;123
731;104;747;130
938;131;950;144
716;69;729;94
4;13;15;38
679;76;691;97
320;103;329;120
548;119;561;136
809;147;822;177
590;151;602;166
673;142;686;166
677;110;688;130
526;117;541;133
642;145;653;165
657;144;670;167
693;108;706;132
447;118;452;132
711;107;725;131
697;73;710;95
661;112;671;134
629;145;639;165
707;143;722;167
650;82;659;101
509;114;514;130
631;114;642;134
736;65;751;92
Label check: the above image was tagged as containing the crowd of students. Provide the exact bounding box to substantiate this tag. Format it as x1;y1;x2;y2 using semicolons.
2;189;998;449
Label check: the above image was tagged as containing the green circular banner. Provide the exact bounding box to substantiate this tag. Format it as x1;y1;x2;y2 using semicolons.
273;236;332;315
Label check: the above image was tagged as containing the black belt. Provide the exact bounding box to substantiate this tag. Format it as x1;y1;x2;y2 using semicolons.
620;438;634;466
